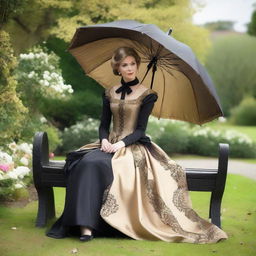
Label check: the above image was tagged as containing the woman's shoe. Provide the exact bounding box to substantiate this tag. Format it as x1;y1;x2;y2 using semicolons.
79;234;94;242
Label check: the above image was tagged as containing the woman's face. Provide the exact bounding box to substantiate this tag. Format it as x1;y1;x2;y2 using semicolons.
118;56;138;81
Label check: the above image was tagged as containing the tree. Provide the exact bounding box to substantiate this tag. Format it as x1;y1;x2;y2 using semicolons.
3;0;210;62
0;0;28;25
0;1;29;146
247;10;256;36
2;0;212;129
48;0;210;62
0;1;62;149
205;34;256;116
0;31;28;146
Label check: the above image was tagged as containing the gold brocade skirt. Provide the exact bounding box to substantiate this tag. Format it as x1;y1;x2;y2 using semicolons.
78;140;228;244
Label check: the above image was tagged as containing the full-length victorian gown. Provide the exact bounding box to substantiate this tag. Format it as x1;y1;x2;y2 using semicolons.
46;86;228;243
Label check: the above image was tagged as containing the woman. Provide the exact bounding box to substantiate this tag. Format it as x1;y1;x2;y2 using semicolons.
46;47;228;243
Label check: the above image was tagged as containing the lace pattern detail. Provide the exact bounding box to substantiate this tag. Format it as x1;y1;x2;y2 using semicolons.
118;101;125;135
131;144;224;243
151;146;223;233
100;184;119;217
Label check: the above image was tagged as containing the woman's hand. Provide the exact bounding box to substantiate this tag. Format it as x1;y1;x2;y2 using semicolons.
100;139;125;153
110;141;125;153
100;139;113;153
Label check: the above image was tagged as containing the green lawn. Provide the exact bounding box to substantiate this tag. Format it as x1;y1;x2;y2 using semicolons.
0;174;255;256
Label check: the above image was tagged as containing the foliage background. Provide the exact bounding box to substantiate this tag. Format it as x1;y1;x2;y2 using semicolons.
1;0;256;153
205;34;256;116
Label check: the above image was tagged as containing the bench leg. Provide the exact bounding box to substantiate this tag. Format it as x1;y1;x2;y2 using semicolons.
209;195;221;228
35;187;56;227
209;143;229;229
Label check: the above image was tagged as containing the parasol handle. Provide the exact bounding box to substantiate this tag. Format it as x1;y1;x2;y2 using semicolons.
150;62;157;89
141;56;158;90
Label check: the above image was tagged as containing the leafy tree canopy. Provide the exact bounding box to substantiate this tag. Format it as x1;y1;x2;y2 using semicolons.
247;9;256;36
205;34;256;116
3;0;210;62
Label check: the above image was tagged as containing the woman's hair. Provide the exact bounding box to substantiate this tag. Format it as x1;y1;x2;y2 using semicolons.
111;47;141;76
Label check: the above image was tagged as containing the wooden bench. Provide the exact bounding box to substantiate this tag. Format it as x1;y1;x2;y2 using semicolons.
32;131;229;229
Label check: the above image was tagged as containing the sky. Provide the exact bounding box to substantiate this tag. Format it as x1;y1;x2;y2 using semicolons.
192;0;256;32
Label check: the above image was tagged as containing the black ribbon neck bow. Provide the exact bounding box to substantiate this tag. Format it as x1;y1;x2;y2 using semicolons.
115;77;139;100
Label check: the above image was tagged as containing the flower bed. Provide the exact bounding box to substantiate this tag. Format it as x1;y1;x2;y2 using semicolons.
0;142;33;201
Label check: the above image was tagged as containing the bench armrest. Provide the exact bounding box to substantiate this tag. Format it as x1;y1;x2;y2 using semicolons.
33;132;50;188
217;143;229;195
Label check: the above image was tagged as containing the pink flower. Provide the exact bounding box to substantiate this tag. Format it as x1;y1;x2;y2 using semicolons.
0;164;10;172
49;152;55;158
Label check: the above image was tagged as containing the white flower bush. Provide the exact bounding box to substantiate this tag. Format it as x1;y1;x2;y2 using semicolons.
40;116;48;124
0;142;32;200
218;116;227;123
147;117;256;158
16;46;74;98
59;114;255;158
191;127;253;146
0;152;13;165
188;126;255;157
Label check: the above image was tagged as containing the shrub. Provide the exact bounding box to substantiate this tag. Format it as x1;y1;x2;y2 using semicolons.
188;127;256;158
15;45;74;105
17;114;62;153
0;179;15;200
220;130;256;158
230;97;256;126
0;30;28;146
13;45;74;142
147;117;256;158
154;122;190;155
59;115;100;154
188;128;221;157
44;125;63;153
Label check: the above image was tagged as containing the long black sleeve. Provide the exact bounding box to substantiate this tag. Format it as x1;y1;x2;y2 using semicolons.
98;92;112;142
121;93;158;146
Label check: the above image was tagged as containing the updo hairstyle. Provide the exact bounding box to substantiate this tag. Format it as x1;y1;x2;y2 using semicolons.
111;47;141;76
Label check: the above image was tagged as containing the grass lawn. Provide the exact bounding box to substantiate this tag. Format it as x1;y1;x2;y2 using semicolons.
0;174;255;256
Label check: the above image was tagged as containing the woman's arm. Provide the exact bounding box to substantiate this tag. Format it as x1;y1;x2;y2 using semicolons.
121;93;158;146
98;91;112;142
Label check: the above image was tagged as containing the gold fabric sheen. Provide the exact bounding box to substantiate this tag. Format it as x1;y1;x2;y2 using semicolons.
76;87;228;243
